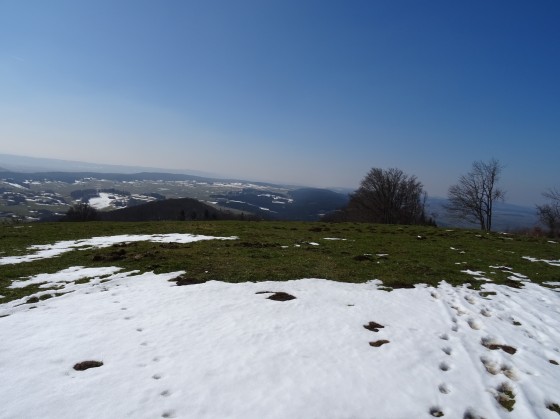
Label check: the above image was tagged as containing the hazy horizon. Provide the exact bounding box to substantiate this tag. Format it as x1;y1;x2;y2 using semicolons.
1;1;558;206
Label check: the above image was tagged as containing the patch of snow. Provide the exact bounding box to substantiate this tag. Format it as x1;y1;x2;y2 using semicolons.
548;241;557;244
307;242;320;246
2;181;26;189
0;234;238;266
9;266;123;289
89;192;128;210
323;238;347;241
0;276;559;418
523;256;560;267
461;269;492;282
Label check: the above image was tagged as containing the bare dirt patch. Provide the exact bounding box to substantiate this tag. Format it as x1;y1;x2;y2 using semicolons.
369;339;390;347
481;337;517;354
73;360;103;371
171;275;207;286
363;321;385;332
495;382;516;412
258;292;297;301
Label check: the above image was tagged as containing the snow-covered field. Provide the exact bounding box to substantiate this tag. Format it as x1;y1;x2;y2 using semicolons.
1;235;559;418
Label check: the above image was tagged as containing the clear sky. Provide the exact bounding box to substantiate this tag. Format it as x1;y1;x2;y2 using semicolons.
1;0;558;205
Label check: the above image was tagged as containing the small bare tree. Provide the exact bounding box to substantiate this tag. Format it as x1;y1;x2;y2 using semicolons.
446;158;505;231
536;188;560;237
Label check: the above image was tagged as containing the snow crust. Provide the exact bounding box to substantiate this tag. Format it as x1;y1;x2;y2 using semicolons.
1;270;559;418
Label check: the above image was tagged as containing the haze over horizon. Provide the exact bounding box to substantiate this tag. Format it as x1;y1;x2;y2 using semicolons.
1;1;558;206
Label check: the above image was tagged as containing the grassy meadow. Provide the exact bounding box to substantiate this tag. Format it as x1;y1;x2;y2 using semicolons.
1;221;559;304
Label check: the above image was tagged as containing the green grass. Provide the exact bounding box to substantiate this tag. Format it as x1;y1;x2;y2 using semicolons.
1;221;559;304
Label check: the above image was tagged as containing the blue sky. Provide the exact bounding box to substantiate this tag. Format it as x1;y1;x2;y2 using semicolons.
1;0;558;205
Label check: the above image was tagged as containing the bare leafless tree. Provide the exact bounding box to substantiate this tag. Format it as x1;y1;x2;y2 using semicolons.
537;188;560;237
346;167;432;225
446;158;505;231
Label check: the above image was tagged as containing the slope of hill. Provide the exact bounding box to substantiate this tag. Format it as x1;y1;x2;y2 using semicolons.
99;198;246;222
0;222;559;418
211;187;349;221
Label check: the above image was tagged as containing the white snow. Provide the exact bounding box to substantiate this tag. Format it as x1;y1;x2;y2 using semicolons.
323;238;347;241
88;192;127;209
9;266;124;289
1;272;559;418
0;234;238;265
2;181;26;189
523;256;560;267
461;269;493;282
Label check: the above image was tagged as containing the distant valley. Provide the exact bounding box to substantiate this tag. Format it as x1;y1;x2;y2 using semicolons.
0;170;350;222
0;154;539;230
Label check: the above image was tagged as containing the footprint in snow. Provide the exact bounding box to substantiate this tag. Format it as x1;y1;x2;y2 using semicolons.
467;318;483;330
439;333;449;341
438;383;451;394
429;407;444;417
160;390;171;397
480;309;492;317
442;347;452;356
162;410;176;418
439;361;450;371
464;295;476;305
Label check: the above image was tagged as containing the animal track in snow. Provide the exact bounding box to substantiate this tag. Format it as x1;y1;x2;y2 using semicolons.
160;390;171;397
162;410;176;418
439;361;450;371
442;347;452;356
439;333;449;341
451;324;459;332
438;383;450;394
152;374;162;380
464;295;476;305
